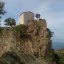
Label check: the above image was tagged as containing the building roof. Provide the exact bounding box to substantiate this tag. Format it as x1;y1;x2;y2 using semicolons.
19;11;34;16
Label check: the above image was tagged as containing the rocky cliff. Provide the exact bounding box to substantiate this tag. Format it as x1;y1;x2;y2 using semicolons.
0;19;55;64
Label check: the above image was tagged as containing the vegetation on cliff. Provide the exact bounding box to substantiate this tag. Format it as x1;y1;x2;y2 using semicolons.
55;49;64;64
13;25;31;40
4;18;16;27
0;27;3;34
0;51;25;64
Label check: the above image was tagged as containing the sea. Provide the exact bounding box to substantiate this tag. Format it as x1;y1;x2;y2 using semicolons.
52;42;64;50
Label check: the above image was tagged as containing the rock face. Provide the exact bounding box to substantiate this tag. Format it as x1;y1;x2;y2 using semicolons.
0;19;55;64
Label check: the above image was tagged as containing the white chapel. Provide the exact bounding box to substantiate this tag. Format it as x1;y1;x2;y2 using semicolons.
19;11;34;25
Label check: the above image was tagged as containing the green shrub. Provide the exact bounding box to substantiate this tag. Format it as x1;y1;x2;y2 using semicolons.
13;25;31;40
47;28;54;37
0;51;25;64
14;25;27;35
0;27;3;34
53;53;60;64
0;58;8;64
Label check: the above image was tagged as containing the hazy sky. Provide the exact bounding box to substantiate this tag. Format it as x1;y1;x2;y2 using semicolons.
1;0;64;48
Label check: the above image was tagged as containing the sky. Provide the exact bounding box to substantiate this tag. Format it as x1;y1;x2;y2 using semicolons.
1;0;64;49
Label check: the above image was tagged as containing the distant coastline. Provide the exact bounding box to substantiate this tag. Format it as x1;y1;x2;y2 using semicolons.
52;42;64;49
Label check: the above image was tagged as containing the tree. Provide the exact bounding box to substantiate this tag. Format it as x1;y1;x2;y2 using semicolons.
5;18;16;27
0;2;5;15
0;1;6;27
35;14;40;20
47;28;54;37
